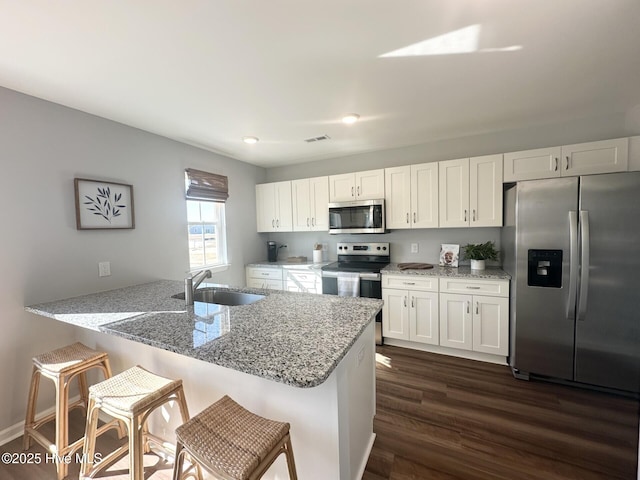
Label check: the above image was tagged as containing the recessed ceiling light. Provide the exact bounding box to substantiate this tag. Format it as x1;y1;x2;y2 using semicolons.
342;113;360;124
242;136;259;144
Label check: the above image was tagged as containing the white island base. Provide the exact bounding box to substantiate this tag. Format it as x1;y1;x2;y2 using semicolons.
76;321;376;480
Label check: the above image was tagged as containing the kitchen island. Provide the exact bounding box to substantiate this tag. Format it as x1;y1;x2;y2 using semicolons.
26;280;383;480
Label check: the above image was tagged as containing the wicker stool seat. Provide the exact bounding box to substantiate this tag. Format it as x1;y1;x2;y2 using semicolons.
24;342;122;480
80;365;190;480
173;395;297;480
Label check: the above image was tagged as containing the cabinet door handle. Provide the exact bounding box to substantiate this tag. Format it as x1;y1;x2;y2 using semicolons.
307;218;310;227
404;296;407;307
403;282;415;285
272;219;275;228
276;219;280;228
466;286;481;289
476;301;479;315
413;212;417;223
464;209;468;222
357;186;361;196
351;186;354;197
411;296;415;308
565;156;570;170
467;301;470;314
554;157;559;171
472;209;476;222
312;217;315;227
406;213;409;224
261;273;269;276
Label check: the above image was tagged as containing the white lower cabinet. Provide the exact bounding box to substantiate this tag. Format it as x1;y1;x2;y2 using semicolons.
283;267;322;294
245;266;284;290
382;273;510;363
382;275;438;345
439;278;509;356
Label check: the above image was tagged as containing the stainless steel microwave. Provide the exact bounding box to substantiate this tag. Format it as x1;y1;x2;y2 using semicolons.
328;199;385;234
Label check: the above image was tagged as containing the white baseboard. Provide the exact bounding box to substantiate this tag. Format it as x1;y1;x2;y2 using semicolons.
354;432;376;480
0;395;82;447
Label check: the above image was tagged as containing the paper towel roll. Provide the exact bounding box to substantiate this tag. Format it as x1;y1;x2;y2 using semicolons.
313;250;323;263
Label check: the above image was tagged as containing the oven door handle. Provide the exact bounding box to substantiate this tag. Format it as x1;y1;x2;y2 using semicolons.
321;271;381;281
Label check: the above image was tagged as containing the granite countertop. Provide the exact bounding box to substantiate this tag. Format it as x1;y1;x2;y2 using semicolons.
382;264;511;280
25;280;382;388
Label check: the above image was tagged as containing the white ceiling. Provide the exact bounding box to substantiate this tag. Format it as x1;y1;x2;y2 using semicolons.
1;1;640;168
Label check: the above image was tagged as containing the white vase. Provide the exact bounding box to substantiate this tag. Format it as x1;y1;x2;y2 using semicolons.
470;259;486;270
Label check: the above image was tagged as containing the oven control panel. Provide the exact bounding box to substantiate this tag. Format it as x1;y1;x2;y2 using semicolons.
337;242;389;255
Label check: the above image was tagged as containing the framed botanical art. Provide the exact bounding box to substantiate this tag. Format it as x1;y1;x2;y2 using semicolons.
74;178;135;230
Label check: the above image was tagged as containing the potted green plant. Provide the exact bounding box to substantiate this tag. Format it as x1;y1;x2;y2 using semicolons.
463;241;499;270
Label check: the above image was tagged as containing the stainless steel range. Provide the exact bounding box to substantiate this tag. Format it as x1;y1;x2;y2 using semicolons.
321;242;390;345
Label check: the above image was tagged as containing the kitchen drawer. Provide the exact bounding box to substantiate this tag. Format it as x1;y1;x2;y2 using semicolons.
382;275;438;292
247;278;283;290
246;267;283;281
439;278;509;297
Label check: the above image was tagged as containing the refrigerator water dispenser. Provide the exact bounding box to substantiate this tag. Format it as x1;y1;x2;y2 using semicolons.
527;249;562;288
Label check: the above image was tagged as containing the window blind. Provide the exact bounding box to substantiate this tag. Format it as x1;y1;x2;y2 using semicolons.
185;168;229;203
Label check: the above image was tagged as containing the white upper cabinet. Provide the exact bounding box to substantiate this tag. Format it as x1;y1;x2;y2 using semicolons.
504;138;628;182
385;163;438;229
439;158;470;228
439;155;502;228
256;181;293;232
329;169;385;202
292;176;329;231
562;138;629;176
470;154;503;227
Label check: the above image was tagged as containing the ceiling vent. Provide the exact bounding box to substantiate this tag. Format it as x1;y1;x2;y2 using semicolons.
304;134;331;143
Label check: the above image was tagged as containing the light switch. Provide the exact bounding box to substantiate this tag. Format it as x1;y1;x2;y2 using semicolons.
411;243;419;253
98;261;111;277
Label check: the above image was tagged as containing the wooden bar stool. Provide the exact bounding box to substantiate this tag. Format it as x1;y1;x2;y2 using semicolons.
172;395;297;480
80;365;190;480
23;342;123;480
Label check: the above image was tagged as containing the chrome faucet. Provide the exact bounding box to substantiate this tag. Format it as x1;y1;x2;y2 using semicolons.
184;269;212;305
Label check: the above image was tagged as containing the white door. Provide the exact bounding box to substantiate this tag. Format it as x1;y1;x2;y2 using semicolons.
562;138;629;176
384;166;411;229
503;146;562;182
256;183;276;232
472;296;509;355
439;158;469;228
382;289;409;340
274;181;293;231
310;176;329;231
410;290;439;345
439;293;472;350
470;154;503;227
329;173;356;202
356;169;385;200
411;162;438;228
291;178;311;231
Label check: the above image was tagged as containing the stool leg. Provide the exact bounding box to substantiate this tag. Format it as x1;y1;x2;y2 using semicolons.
55;374;70;480
130;414;144;480
78;371;89;408
80;397;100;479
284;436;298;480
172;441;185;480
23;366;41;450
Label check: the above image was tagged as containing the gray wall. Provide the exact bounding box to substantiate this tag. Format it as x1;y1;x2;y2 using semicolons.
0;87;266;433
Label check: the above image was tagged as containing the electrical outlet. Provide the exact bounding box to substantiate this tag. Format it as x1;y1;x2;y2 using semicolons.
411;243;419;254
98;261;111;277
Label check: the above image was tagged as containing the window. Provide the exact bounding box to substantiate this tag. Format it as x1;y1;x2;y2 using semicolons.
185;169;229;271
186;200;227;270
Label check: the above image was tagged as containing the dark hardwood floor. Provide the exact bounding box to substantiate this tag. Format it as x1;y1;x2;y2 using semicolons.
1;345;638;479
363;345;639;480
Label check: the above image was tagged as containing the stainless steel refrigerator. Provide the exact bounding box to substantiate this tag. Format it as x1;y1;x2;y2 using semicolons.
502;171;640;394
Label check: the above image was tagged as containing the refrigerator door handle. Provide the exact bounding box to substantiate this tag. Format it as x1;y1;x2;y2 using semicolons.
577;210;590;321
567;211;579;320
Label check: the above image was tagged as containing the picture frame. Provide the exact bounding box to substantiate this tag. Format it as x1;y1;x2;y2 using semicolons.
74;178;135;230
439;244;460;267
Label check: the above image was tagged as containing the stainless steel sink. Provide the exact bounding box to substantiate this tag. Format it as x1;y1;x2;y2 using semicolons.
173;288;265;306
